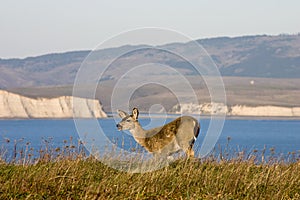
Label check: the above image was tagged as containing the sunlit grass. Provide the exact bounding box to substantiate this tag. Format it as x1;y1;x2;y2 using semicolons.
0;138;300;199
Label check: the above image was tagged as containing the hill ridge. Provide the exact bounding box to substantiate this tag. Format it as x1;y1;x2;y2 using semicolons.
1;34;300;88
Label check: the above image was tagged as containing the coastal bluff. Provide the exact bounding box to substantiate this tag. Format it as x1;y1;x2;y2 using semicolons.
172;103;300;117
0;90;107;118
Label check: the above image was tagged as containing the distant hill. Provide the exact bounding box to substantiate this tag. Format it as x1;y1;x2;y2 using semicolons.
1;34;300;88
0;51;90;88
199;34;300;78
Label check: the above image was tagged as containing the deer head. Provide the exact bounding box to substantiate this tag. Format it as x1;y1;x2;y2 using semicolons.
116;108;139;131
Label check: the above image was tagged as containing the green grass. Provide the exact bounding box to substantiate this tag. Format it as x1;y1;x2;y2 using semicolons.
1;158;300;199
0;141;300;199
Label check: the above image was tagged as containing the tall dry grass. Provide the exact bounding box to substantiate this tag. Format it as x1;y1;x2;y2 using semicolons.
0;137;299;199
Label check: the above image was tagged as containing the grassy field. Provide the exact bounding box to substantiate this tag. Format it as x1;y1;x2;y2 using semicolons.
0;143;300;200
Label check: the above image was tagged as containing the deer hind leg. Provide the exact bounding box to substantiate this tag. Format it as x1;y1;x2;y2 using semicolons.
187;136;197;158
178;139;195;158
176;134;196;158
186;147;195;158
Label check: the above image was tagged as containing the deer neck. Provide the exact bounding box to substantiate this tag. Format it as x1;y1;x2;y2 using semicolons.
130;121;147;139
129;121;156;150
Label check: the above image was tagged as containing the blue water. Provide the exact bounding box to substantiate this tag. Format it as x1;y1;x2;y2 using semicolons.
0;118;299;161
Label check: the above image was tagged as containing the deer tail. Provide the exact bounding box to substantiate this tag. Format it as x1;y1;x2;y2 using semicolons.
193;121;200;141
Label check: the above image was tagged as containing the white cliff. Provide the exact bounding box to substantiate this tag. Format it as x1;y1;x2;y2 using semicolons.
171;103;228;115
229;105;300;117
171;103;300;117
0;90;107;118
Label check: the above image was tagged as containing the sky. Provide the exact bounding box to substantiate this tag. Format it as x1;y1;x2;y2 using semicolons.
1;0;299;59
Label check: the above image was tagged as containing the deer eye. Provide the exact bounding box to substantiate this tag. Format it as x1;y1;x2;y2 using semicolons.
126;119;131;122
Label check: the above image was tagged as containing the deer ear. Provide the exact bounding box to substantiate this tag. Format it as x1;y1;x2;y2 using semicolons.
117;109;129;119
132;108;139;120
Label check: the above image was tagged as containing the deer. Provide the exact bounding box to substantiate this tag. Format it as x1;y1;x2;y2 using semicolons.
116;108;200;159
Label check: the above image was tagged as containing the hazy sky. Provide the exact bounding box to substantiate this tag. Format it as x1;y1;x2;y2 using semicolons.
1;0;299;58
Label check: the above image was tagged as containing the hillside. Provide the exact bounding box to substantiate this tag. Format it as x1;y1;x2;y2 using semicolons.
1;34;300;88
200;34;300;78
1;34;300;113
8;76;300;113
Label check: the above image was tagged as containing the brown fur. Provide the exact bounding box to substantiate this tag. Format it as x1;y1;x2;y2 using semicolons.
136;117;182;152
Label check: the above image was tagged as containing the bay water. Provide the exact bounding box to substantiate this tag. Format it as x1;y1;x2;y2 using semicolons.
0;118;299;161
